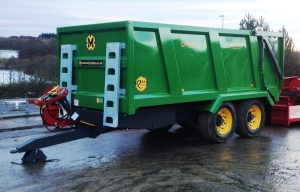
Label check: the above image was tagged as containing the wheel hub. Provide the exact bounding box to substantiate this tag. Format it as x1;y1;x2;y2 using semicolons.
248;105;262;130
216;108;233;135
247;112;254;122
216;115;224;127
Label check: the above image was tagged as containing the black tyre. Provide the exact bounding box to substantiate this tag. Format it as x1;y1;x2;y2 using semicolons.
235;99;265;137
199;102;236;143
147;124;173;133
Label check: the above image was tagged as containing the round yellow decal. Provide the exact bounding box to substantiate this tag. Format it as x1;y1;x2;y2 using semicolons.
135;76;148;92
86;35;96;51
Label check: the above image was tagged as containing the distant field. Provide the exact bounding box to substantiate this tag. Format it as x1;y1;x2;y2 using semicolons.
0;50;18;59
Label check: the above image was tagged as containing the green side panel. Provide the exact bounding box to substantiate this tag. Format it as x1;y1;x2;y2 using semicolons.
158;27;182;98
220;35;255;91
132;27;221;109
208;31;227;93
133;29;170;97
57;22;129;113
249;36;262;90
172;32;217;93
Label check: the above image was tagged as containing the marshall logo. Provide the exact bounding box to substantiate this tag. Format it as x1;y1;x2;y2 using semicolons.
86;35;96;51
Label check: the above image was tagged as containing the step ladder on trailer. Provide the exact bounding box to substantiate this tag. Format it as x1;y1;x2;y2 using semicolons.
60;44;78;103
103;42;126;128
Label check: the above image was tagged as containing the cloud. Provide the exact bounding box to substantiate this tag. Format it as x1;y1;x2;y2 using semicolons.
1;0;299;50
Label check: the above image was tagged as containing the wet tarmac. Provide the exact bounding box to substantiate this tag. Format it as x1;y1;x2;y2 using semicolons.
1;124;300;191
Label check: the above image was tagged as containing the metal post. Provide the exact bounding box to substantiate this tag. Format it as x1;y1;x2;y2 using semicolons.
25;94;29;115
219;15;225;28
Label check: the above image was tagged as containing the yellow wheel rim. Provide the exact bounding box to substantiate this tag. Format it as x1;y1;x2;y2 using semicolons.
216;108;233;135
248;105;262;130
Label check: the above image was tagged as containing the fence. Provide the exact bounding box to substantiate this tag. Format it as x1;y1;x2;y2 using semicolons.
0;93;40;117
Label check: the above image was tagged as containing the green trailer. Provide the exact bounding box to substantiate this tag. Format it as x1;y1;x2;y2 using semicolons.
11;21;284;162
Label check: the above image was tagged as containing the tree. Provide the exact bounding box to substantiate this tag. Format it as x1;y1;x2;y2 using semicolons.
23;55;57;84
239;13;269;31
7;70;15;84
0;36;57;98
239;13;258;30
18;39;48;59
38;33;57;38
280;26;295;52
257;16;270;31
279;26;300;76
4;56;17;70
239;14;300;77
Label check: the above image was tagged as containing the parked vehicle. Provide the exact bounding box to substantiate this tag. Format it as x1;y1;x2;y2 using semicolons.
11;21;285;163
272;76;300;126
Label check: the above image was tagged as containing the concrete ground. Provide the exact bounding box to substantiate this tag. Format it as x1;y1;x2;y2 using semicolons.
1;121;300;191
0;101;42;132
0;115;42;131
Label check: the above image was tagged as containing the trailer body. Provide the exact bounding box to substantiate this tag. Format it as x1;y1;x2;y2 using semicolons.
57;21;284;129
11;21;285;163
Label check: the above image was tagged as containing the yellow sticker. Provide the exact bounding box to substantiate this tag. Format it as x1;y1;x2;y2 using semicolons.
135;76;148;92
86;35;96;51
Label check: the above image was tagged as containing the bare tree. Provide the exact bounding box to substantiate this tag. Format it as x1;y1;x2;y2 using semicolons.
280;26;295;52
279;26;299;76
7;70;14;84
240;14;300;77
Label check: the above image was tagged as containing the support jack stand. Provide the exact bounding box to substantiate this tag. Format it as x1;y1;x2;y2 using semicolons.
21;150;47;163
10;128;90;163
10;120;113;163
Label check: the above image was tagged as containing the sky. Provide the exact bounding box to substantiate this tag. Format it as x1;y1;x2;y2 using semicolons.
1;0;300;50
